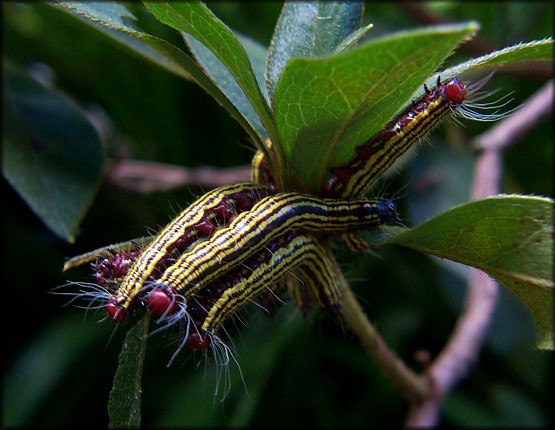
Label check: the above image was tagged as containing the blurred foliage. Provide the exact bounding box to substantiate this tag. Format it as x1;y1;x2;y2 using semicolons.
2;1;553;427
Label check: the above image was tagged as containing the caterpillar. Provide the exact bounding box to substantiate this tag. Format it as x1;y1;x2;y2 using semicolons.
185;231;340;349
107;182;271;322
74;233;337;353
58;206;351;353
144;192;397;314
322;74;510;199
100;182;396;326
251;140;276;190
59;186;396;334
286;244;342;316
56;71;514;372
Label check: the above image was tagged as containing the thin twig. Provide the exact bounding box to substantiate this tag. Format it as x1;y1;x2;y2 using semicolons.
104;159;252;193
406;269;499;426
404;80;553;426
473;79;554;153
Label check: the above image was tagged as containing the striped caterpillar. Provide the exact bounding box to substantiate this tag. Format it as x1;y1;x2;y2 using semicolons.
322;74;511;199
249;77;484;255
151;193;396;295
61;229;341;352
180;232;339;350
106;188;397;327
58;184;396;355
62;74;512;356
54;70;516;377
106;182;271;322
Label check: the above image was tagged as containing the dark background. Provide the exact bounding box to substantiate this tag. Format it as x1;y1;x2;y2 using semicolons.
3;2;553;426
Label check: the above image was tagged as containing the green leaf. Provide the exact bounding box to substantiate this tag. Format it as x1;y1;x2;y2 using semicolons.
2;63;103;243
53;2;264;150
108;315;150;429
379;195;554;350
183;31;269;142
238;34;272;105
265;1;365;100
143;1;276;147
56;2;193;79
421;37;554;96
273;22;479;191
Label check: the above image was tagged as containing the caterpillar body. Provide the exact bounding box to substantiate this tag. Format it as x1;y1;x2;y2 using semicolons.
182;232;337;350
322;76;467;198
107;183;271;322
138;192;397;315
106;189;397;325
322;74;510;199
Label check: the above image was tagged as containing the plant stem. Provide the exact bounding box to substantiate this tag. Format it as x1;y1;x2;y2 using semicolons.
327;246;429;402
108;314;150;429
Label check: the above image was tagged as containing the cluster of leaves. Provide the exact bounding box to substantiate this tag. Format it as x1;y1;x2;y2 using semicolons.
2;2;553;427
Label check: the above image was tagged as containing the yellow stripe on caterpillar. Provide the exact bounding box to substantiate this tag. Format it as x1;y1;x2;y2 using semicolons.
184;234;338;349
324;77;468;198
292;244;342;314
107;182;271;321
152;192;397;300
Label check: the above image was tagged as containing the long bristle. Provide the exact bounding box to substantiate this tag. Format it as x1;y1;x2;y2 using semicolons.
458;93;517;122
50;282;113;321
